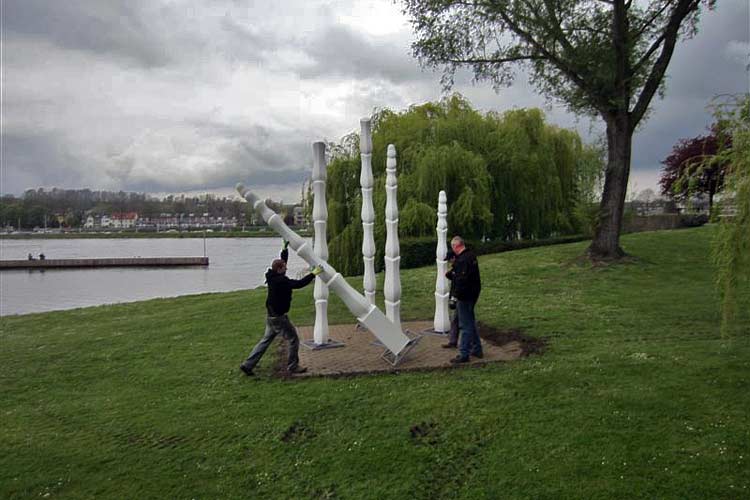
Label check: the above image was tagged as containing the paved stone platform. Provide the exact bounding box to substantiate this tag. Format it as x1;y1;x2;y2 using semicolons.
286;320;524;378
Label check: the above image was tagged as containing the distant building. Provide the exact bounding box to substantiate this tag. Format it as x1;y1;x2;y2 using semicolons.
293;206;307;227
629;199;677;216
675;194;710;214
112;212;138;229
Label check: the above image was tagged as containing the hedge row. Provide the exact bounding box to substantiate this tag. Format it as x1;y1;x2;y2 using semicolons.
398;234;589;272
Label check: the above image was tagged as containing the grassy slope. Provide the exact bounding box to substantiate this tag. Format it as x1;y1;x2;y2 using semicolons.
1;226;748;499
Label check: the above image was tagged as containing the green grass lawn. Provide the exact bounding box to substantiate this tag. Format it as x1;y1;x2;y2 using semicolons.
1;226;748;499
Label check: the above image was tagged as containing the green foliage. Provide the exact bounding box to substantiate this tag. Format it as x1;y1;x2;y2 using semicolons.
710;94;750;336
403;0;714;258
400;199;435;237
327;221;364;276
414;142;493;236
325;95;603;274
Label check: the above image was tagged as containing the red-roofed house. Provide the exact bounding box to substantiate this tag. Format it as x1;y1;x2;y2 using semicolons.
112;212;139;229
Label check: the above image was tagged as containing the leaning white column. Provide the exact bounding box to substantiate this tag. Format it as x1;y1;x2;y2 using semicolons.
236;184;410;356
384;144;402;326
433;190;450;333
312;142;330;345
360;118;376;307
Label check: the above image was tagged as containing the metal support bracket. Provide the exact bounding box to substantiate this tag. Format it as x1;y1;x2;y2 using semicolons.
381;332;421;366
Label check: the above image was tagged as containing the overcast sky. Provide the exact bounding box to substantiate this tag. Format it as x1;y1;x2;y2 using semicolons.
1;0;748;202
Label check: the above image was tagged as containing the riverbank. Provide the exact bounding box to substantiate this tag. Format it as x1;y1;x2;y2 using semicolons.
1;226;747;498
0;229;312;239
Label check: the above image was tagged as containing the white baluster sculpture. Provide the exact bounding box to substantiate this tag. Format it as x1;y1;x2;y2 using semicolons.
237;184;414;361
360;118;376;307
433;191;451;333
311;142;330;345
384;144;402;327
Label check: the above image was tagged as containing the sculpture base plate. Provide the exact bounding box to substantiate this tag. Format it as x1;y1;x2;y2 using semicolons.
420;328;450;336
301;339;346;351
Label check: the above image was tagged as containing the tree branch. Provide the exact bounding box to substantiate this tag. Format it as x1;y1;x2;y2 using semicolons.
446;55;544;64
612;0;631;114
493;4;602;109
633;0;674;39
631;0;701;128
543;0;576;55
632;31;667;72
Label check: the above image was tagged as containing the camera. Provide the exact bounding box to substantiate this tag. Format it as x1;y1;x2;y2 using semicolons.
448;298;457;310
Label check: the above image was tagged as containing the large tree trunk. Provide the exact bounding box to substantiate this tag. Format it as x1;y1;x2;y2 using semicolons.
588;113;632;259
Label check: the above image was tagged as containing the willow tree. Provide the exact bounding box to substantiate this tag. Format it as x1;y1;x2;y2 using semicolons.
403;0;714;259
710;94;749;336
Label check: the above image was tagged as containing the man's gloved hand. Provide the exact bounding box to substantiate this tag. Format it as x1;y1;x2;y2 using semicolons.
282;239;290;250
311;265;324;276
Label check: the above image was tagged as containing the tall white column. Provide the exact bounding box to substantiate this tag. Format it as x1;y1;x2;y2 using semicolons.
384;144;402;326
434;190;450;333
312;142;329;345
236;183;411;356
360;118;376;306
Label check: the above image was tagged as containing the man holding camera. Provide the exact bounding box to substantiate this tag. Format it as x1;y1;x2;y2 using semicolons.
442;249;460;349
240;240;322;376
445;236;483;363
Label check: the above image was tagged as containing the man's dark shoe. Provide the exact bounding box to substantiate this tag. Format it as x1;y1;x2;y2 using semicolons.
239;364;255;376
288;366;308;374
449;356;470;364
441;343;457;349
472;352;484;359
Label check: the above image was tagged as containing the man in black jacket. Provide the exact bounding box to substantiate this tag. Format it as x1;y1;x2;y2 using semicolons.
445;236;482;363
240;241;321;376
442;249;460;349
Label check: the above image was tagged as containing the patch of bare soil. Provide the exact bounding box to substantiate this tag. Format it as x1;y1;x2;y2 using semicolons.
280;421;316;443
268;320;546;379
476;321;546;357
409;421;441;446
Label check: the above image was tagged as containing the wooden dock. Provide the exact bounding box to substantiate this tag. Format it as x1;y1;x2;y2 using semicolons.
0;257;209;270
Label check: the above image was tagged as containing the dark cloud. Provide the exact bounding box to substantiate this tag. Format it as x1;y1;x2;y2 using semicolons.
2;0;174;68
1;132;90;193
296;24;429;83
629;1;749;176
213;125;312;188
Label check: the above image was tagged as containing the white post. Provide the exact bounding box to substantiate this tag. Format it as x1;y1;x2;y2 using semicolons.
236;184;410;356
434;190;450;333
312;142;329;345
384;144;402;326
360;118;376;307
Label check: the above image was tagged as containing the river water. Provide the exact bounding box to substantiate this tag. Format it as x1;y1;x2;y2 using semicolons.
0;237;312;316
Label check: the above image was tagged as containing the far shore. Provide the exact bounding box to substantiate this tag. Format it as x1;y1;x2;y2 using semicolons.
0;229;313;240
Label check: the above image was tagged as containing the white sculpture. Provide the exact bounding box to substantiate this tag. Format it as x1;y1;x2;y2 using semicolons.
433;190;450;333
360;118;376;307
311;142;330;345
237;183;412;357
384;144;402;327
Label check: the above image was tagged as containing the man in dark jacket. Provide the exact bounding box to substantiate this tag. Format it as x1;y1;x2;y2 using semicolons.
442;249;460;349
240;241;321;376
445;235;482;363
